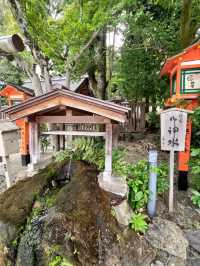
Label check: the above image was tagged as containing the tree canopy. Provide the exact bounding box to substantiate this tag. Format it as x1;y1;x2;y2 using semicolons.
0;0;200;103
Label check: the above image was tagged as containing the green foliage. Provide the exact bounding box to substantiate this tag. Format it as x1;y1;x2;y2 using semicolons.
49;256;73;266
55;149;73;163
0;59;26;85
147;111;160;130
55;137;105;170
45;191;58;208
113;1;181;105
191;190;200;208
191;107;200;147
72;137;105;170
128;161;149;210
129;213;149;234
190;148;200;191
156;162;169;194
127;160;168;211
40;136;51;153
55;137;130;176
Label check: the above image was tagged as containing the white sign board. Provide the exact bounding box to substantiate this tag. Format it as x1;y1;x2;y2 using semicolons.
160;109;188;151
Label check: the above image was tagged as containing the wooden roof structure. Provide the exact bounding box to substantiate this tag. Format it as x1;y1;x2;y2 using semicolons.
3;88;129;122
160;40;200;77
0;83;35;97
3;88;129;184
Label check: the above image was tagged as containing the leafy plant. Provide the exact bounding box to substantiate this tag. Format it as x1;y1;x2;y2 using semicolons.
128;160;168;211
156;162;169;194
191;190;200;208
129;213;149;234
49;256;73;266
55;137;127;174
191;107;200;147
128;161;149;210
190;148;200;191
40;136;51;153
147;111;160;130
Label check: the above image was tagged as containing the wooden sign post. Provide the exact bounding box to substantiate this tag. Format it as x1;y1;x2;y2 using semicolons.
160;108;190;213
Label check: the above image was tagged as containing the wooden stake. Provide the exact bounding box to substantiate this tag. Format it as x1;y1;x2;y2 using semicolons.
169;149;174;213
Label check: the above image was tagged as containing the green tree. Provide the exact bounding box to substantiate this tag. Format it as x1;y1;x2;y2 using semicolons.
0;59;26;85
112;1;181;108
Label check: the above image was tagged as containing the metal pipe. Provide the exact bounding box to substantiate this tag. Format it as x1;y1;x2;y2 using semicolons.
147;149;158;218
0;34;24;55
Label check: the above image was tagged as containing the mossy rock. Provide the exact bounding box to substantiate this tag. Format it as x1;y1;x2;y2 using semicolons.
0;160;65;226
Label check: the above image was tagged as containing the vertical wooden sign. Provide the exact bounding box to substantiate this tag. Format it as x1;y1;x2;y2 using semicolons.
160;108;189;213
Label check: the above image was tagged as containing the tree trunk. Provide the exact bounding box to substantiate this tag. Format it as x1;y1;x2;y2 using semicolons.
87;66;97;96
95;28;107;100
65;62;71;89
145;97;150;113
181;0;197;48
32;71;43;96
41;59;52;92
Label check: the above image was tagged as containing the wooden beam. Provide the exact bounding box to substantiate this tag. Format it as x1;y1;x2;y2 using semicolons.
36;115;110;124
9;95;127;123
42;131;105;137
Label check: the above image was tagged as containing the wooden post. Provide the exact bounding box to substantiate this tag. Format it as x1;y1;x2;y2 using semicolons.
103;123;112;181
112;124;119;148
62;124;65;150
169;149;174;213
29;121;40;167
66;109;73;148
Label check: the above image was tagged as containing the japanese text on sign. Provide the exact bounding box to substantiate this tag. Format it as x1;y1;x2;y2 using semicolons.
160;110;187;151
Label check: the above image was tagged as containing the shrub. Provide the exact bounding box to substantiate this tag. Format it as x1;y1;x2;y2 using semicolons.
191;190;200;208
191;107;200;147
55;137;127;175
128;160;168;211
147;111;160;130
129;213;149;233
190;148;200;191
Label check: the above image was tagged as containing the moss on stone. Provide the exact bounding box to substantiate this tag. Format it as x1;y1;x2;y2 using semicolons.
0;160;65;226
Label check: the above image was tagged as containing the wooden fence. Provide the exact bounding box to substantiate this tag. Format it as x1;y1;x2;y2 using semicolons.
113;101;146;133
69;101;146;133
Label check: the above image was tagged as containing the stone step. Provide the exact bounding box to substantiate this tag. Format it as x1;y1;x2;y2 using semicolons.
98;173;128;197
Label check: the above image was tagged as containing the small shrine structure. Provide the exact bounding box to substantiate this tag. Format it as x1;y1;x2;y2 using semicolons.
0;84;35;165
3;88;129;183
160;40;200;190
0;120;19;188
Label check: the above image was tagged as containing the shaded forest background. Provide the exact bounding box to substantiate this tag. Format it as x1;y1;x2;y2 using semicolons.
0;0;200;109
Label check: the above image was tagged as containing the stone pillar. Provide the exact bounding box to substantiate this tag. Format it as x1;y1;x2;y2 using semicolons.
103;123;112;181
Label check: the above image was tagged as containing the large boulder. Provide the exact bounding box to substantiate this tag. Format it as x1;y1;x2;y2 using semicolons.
0;161;64;226
28;161;155;265
145;218;188;266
